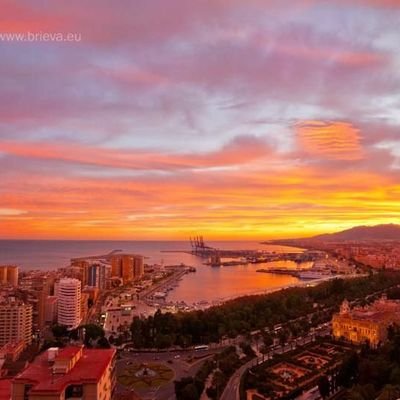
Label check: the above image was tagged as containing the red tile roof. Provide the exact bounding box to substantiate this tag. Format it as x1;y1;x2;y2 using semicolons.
13;347;115;395
55;346;82;359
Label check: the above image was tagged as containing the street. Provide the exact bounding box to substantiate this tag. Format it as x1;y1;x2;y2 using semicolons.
115;347;221;400
220;323;331;400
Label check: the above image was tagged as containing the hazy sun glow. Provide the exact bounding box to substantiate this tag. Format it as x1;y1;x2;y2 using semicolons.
1;0;400;239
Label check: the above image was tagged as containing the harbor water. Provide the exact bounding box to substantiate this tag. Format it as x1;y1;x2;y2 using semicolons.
0;240;309;304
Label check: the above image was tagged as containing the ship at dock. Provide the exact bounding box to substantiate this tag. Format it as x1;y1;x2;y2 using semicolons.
296;270;331;280
256;268;332;280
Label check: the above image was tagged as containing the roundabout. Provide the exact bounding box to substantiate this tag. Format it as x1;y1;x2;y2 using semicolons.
118;362;175;390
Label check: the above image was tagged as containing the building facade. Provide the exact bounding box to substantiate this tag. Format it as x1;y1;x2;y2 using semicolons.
87;263;106;290
12;346;116;400
0;266;18;287
56;278;81;330
19;273;54;331
0;340;25;362
44;296;58;325
332;295;400;348
133;256;144;280
111;254;144;283
0;298;32;348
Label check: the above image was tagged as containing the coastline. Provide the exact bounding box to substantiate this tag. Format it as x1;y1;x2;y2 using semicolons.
159;272;364;312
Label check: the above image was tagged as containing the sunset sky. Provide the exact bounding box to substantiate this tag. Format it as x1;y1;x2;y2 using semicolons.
1;0;400;240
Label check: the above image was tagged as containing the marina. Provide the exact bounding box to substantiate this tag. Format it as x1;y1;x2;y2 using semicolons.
0;239;353;311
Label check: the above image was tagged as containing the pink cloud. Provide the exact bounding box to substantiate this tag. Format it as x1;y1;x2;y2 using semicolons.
0;135;272;171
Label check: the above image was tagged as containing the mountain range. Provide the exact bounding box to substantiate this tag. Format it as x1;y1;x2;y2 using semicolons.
309;224;400;241
268;224;400;244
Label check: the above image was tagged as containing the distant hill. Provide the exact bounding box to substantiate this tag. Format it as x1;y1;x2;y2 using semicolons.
265;224;400;246
307;224;400;242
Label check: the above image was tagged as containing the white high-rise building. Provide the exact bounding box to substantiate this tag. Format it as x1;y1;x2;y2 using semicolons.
56;278;81;329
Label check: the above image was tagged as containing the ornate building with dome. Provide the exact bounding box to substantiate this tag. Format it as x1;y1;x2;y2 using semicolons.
332;295;400;348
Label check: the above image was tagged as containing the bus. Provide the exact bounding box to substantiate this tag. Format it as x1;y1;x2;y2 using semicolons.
194;345;209;351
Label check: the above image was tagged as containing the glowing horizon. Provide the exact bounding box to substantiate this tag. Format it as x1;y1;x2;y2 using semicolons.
1;0;400;240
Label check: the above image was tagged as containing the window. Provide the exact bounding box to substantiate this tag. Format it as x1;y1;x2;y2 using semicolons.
24;384;33;400
65;384;83;398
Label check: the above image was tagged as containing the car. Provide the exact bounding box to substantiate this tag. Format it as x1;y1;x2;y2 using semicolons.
174;355;181;359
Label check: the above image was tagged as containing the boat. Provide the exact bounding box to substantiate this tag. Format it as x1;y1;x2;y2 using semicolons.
153;291;167;299
297;270;330;280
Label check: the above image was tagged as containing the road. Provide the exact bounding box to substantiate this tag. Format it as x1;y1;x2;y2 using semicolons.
114;347;221;400
220;325;331;400
86;289;112;324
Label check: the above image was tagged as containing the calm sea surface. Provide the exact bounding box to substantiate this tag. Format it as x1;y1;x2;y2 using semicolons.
0;240;307;303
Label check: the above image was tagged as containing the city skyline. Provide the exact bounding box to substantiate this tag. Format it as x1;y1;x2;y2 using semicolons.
1;0;400;239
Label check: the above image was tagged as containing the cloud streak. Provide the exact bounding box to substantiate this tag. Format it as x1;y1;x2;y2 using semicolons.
296;120;364;160
0;135;272;171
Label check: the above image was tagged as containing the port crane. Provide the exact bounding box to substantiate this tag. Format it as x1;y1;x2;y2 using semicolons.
189;236;215;256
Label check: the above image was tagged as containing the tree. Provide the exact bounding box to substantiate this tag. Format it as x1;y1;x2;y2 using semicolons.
52;324;68;338
348;384;376;400
318;375;330;399
331;278;345;295
206;386;217;399
389;367;400;385
377;384;400;400
240;341;255;358
130;317;145;348
278;329;289;346
115;335;124;346
211;370;227;399
180;383;199;400
175;377;200;400
338;352;359;388
262;331;273;347
83;324;105;340
69;328;79;341
98;336;111;348
219;352;240;376
155;333;173;349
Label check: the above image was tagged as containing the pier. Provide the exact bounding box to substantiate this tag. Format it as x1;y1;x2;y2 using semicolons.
140;266;195;302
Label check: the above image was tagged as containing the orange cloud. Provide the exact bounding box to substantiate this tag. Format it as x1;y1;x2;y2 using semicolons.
1;161;399;240
0;135;270;171
296;120;364;161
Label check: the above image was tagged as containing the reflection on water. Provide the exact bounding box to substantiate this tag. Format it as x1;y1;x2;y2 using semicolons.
0;240;308;303
167;260;311;304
